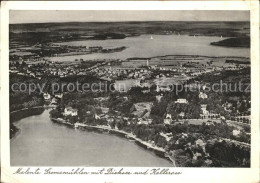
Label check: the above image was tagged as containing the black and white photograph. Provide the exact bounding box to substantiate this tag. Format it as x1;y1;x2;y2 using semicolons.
8;9;252;168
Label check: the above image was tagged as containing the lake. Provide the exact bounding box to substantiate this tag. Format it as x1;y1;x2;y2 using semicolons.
10;109;173;166
48;34;250;62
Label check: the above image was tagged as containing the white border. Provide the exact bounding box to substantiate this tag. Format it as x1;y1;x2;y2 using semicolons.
1;1;259;183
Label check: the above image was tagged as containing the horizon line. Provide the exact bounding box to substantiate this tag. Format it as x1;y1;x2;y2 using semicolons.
10;20;250;25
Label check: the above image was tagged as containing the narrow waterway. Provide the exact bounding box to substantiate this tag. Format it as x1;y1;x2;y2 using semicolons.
10;109;173;166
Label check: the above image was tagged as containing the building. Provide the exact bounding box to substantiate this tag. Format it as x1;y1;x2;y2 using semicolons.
94;113;101;120
175;98;188;104
131;102;153;118
201;104;209;115
43;92;51;100
160;132;173;142
50;98;58;105
137;118;152;125
193;152;202;160
156;95;163;102
199;92;208;99
140;81;151;88
55;93;63;99
178;112;185;118
142;88;150;93
233;129;241;136
64;107;78;116
135;79;151;88
164;113;172;124
156;85;171;92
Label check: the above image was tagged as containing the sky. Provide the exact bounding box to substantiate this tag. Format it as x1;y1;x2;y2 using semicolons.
9;10;250;24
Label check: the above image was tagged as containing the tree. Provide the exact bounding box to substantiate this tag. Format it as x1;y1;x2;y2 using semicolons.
238;101;247;113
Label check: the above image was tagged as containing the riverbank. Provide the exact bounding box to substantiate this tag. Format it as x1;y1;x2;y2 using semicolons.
51;118;176;166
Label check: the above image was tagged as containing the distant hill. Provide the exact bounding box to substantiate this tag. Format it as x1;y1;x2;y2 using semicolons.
9;21;250;48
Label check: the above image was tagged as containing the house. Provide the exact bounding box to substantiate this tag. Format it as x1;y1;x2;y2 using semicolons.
100;107;109;114
107;118;114;123
164;113;172;124
137;118;151;125
193;152;202;160
55;93;63;99
175;98;188;104
43;92;51;100
160;132;173;142
195;139;205;147
142;88;150;93
178;112;185;118
156;85;171;92
201;104;209;115
199;92;208;99
50;98;58;105
220;116;226;122
202;85;207;90
232;130;240;136
166;113;172;119
131;102;153;118
140;80;151;88
64;107;78;116
156;95;163;102
181;133;188;138
94;113;101;120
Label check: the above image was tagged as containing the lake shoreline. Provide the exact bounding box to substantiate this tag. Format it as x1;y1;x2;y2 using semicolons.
51;118;176;166
126;54;250;61
10;106;55;139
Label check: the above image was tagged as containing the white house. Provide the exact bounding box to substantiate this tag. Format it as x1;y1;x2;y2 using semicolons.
199;92;208;99
164;113;172;124
232;129;241;136
160;132;173;142
142;88;150;93
156;95;163;102
193;152;202;160
175;98;188;104
178;112;185;118
166;113;172;119
140;81;151;88
137;118;151;125
55;93;63;99
196;139;206;147
156;85;171;92
51;98;58;105
201;104;209;115
43;92;51;100
64;107;78;116
94;113;101;120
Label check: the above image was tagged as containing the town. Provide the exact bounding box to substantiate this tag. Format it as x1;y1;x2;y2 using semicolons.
10;50;251;167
